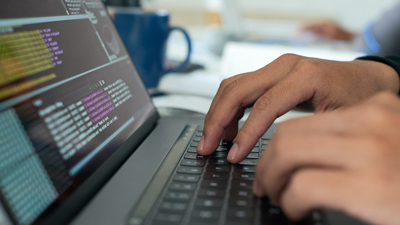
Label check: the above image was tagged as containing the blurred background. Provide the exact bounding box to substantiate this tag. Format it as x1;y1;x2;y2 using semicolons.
103;0;400;117
142;0;397;32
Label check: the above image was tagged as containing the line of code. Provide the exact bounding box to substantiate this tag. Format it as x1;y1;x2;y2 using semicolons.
41;28;63;66
0;73;56;100
64;0;83;15
40;79;132;160
0;30;54;86
0;28;63;100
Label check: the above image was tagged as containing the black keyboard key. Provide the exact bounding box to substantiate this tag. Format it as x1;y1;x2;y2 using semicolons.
210;152;228;158
230;189;254;198
267;206;283;216
203;172;229;180
260;217;291;225
227;208;255;219
233;165;256;173
191;209;220;220
229;198;255;207
206;165;231;173
233;172;255;180
159;202;188;212
259;207;292;225
224;218;254;225
190;221;218;225
169;182;196;192
221;141;233;146
311;211;323;222
201;180;227;189
193;136;202;142
187;147;198;153
164;191;192;201
181;159;206;167
261;139;269;144
246;153;259;159
238;159;257;165
208;158;229;165
260;197;273;208
185;153;208;160
198;189;225;198
251;147;260;153
216;146;229;152
231;180;253;189
154;213;183;224
173;174;200;183
195;198;223;208
177;166;203;174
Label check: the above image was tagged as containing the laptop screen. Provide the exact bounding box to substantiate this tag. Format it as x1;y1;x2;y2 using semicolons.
0;1;156;224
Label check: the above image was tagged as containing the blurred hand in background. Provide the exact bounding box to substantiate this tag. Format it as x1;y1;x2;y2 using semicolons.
301;20;354;41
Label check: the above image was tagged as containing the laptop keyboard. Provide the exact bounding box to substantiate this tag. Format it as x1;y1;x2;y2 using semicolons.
127;126;323;225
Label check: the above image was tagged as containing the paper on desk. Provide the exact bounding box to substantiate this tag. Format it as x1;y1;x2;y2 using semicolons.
152;94;213;115
152;94;312;122
158;71;224;98
220;42;364;77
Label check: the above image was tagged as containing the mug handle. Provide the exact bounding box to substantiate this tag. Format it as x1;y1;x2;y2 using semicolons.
163;26;192;73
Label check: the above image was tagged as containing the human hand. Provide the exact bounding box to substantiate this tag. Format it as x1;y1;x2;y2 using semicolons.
253;92;400;225
197;54;399;163
301;20;354;41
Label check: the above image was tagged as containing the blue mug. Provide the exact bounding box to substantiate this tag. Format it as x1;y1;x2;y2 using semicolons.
112;9;192;88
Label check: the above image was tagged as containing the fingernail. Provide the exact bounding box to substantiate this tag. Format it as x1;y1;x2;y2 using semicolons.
197;136;205;152
253;180;264;197
228;143;238;161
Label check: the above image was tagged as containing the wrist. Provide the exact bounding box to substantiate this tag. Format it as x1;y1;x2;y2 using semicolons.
354;59;400;94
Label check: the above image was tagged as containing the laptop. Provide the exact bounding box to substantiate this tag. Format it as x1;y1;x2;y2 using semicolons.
0;1;369;225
